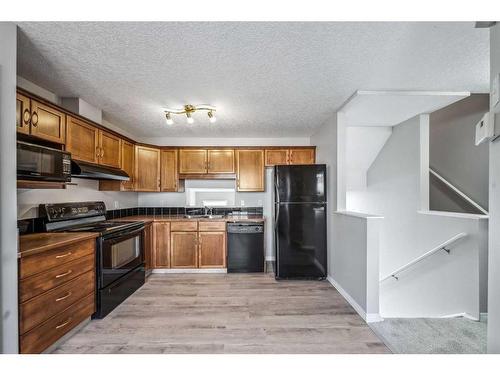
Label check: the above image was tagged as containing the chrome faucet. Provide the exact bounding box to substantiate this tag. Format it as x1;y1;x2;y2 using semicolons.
203;206;214;216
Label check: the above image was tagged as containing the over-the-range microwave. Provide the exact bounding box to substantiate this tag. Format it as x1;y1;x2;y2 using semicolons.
17;141;71;182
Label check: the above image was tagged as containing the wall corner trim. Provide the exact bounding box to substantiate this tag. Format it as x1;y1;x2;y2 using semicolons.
327;275;383;323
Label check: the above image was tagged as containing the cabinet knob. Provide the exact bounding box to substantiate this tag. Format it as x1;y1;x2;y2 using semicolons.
31;111;38;127
23;109;31;125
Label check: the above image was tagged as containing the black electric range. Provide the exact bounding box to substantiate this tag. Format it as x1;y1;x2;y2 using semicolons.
40;201;146;319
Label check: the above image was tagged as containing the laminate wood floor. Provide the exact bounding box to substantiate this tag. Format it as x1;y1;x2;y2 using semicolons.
53;274;389;354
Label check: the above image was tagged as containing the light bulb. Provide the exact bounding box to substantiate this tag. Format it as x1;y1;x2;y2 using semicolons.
165;112;174;125
186;112;194;124
208;111;217;123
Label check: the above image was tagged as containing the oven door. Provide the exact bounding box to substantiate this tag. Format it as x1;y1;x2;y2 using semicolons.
98;226;145;288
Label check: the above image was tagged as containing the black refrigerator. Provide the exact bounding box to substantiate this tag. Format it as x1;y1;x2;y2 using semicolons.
274;164;327;280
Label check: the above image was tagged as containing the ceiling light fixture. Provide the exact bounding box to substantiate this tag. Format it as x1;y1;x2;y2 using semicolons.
186;111;194;124
165;112;174;125
164;104;216;126
208;110;217;123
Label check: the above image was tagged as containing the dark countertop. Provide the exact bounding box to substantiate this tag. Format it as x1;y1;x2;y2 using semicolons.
18;232;99;258
119;215;265;224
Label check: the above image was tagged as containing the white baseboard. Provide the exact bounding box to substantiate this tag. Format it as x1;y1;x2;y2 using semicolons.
152;268;227;274
327;276;382;323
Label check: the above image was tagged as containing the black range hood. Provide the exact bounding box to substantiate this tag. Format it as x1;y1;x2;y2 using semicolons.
71;160;130;181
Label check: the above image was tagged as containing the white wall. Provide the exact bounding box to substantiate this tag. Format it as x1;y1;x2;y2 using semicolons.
351;115;488;318
330;212;382;322
310;114;338;275
430;94;490;212
488;23;500;353
0;22;19;353
345;126;392;191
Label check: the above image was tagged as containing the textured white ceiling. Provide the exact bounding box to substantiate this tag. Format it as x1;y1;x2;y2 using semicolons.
17;22;489;138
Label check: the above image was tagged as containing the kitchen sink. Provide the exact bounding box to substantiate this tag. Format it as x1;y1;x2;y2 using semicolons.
183;214;225;219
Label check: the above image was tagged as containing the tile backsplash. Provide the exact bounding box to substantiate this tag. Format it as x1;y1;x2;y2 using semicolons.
18;206;264;235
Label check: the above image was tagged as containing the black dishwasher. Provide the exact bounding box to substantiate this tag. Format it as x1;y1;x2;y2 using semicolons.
227;222;264;273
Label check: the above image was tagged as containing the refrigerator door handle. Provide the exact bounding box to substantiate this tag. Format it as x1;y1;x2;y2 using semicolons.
274;203;280;229
274;176;280;204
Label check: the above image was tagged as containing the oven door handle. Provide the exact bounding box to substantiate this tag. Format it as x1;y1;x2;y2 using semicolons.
102;225;145;242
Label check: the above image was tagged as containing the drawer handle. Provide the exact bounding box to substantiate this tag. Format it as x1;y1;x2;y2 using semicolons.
55;318;72;330
55;251;72;259
55;270;72;279
55;292;72;302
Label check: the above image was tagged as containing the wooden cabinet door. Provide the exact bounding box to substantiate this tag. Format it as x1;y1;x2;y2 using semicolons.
121;141;135;191
179;149;207;174
143;223;154;270
99;130;121;168
161;149;179;192
66;116;100;164
289;148;315;165
30;100;66;144
207;149;235;173
16;93;31;135
135;146;161;191
198;232;226;268
153;222;170;268
170;232;198;268
265;149;289;166
236;150;265;192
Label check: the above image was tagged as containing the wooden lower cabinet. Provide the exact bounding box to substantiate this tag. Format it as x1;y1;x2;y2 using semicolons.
143;223;154;271
153;222;170;268
198;231;226;268
170;232;198;268
18;238;96;354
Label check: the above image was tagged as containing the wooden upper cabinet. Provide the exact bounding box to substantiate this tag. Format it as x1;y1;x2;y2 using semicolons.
236;149;265;192
99;130;121;169
30;99;66;144
170;232;198;268
198;231;226;268
265;149;289;166
16;93;31;135
121;141;135;191
179;149;207;174
208;149;235;173
153;222;171;268
290;148;315;165
134;145;160;192
161;149;179;192
66;116;100;164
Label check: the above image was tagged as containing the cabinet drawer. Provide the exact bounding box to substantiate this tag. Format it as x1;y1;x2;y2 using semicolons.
20;293;95;354
20;254;95;303
198;221;226;232
170;221;198;232
20;239;95;279
20;270;95;335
